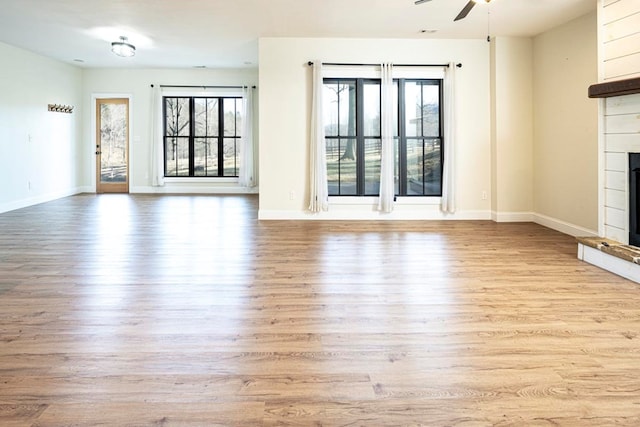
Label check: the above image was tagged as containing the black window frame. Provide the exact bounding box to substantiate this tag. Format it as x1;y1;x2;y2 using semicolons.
324;77;444;197
163;95;242;178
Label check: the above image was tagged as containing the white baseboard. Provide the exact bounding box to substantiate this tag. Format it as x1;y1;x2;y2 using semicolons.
533;213;598;237
258;209;492;220
490;211;598;237
130;185;259;194
492;211;534;222
0;187;85;214
579;243;640;283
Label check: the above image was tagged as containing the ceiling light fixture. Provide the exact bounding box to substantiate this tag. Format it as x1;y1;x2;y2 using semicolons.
111;36;135;57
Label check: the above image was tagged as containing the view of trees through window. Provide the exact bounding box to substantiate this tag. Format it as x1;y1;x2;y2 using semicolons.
164;96;242;177
99;103;128;183
323;78;442;196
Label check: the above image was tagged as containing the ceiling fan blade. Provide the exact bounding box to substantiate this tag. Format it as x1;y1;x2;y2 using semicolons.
454;0;476;21
414;0;433;4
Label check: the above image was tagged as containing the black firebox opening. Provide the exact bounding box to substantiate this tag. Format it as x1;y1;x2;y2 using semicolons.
629;153;640;246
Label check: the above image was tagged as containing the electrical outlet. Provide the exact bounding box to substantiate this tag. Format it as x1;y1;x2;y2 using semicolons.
28;181;32;191
481;190;487;200
289;190;295;200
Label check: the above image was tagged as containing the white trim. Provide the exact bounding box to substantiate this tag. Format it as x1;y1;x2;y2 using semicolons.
329;196;441;206
131;185;258;194
578;243;640;283
532;213;598;237
598;97;607;237
91;93;134;193
491;211;534;222
258;209;491;220
163;177;240;184
0;187;85;214
162;88;244;97
323;65;446;80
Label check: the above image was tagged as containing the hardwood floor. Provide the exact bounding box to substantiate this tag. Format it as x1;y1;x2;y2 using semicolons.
1;194;639;426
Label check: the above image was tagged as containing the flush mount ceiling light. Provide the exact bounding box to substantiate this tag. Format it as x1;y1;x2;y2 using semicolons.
111;36;135;57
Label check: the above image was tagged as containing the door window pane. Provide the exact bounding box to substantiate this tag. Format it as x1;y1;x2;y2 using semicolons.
100;103;127;183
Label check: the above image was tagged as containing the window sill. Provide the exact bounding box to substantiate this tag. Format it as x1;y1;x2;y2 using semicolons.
163;177;239;184
329;196;441;206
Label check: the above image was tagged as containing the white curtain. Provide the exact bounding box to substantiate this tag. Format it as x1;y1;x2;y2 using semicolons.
441;62;456;213
378;63;395;213
309;61;329;213
239;86;255;188
150;84;165;187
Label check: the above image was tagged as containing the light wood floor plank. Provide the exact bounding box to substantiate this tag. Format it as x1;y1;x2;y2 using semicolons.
1;194;639;425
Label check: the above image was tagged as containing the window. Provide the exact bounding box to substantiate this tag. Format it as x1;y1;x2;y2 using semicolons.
163;96;243;177
324;78;443;196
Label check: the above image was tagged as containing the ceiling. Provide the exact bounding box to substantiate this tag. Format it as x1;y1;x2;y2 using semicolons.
0;0;595;69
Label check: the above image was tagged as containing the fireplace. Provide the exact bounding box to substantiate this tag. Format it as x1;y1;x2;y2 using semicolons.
589;78;640;247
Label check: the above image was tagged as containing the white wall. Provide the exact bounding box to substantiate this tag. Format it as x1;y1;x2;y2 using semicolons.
0;41;84;213
491;37;534;222
258;37;491;220
533;12;598;236
82;68;258;193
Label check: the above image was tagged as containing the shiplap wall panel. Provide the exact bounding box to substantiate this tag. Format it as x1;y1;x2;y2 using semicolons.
604;52;640;80
606;188;626;210
606;152;627;171
606;93;640;114
605;224;626;242
606;170;627;191
603;11;640;42
602;0;640;24
606;206;627;229
606;133;640;152
604;33;640;61
602;0;640;81
606;113;640;134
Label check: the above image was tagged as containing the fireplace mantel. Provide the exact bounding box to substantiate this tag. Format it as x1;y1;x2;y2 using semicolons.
588;77;640;98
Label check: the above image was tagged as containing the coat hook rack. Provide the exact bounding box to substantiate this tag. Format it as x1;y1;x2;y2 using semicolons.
48;104;74;114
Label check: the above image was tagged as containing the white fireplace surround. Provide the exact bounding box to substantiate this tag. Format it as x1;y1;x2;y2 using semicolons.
601;92;640;244
578;90;640;282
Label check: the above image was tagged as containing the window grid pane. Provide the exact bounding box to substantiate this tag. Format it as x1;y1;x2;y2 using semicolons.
194;137;218;176
323;78;442;197
163;96;242;178
364;138;381;195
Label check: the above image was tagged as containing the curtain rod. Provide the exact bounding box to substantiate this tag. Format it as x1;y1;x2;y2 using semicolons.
307;61;462;68
150;84;256;89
